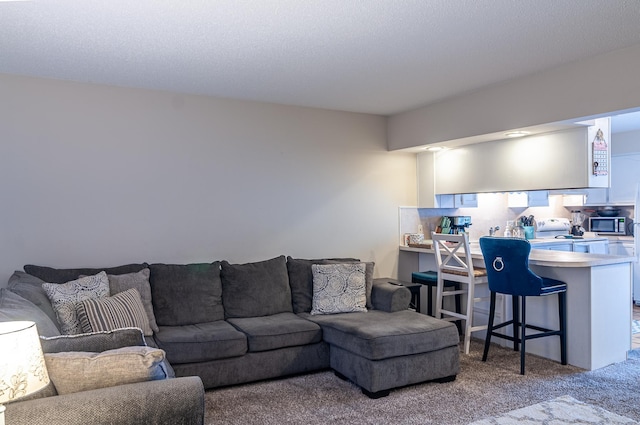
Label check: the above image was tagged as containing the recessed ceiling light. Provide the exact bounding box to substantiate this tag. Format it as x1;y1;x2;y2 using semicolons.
504;131;530;138
425;146;444;151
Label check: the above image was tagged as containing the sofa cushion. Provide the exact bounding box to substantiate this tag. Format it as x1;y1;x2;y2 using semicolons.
76;289;153;336
154;321;247;364
0;289;61;337
44;346;168;395
221;256;292;318
40;327;146;353
286;257;326;314
24;263;149;284
149;262;224;326
42;272;110;335
306;309;460;360
106;268;159;333
7;271;58;325
227;312;322;352
287;257;374;314
310;263;367;315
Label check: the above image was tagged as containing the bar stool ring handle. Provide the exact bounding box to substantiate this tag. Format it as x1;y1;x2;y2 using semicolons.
492;257;504;272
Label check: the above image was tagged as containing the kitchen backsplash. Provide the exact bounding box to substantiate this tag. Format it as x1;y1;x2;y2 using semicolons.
399;194;635;242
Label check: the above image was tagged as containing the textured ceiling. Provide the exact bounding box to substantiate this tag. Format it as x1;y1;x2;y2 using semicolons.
2;0;640;116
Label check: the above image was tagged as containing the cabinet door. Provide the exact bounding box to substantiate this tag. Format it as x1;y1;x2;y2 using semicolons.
609;154;640;204
583;189;608;205
454;194;478;208
527;190;549;207
550;243;573;252
533;243;572;251
573;241;609;254
620;242;635;256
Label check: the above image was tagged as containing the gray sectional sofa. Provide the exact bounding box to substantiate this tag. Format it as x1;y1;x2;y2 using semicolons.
1;255;460;423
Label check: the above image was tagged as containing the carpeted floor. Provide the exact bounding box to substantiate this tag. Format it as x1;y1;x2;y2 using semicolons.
204;340;640;425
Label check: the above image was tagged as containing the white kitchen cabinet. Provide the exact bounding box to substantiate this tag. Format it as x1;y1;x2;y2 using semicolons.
559;188;608;206
531;239;609;253
608;154;640;204
454;193;478;208
532;242;573;252
434;120;609;194
610;241;634;256
507;191;549;207
573;240;609;254
417;152;442;208
583;189;609;205
417;152;477;208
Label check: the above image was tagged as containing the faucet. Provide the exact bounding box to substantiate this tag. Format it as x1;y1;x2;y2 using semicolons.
489;226;500;236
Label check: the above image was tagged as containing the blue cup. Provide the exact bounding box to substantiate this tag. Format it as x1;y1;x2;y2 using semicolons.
523;226;535;240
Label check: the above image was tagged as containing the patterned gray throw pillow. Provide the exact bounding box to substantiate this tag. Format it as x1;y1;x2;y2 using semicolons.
76;288;153;336
42;272;110;334
310;263;367;315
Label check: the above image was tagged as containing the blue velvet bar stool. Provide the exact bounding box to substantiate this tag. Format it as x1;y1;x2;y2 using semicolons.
478;236;568;375
411;271;463;334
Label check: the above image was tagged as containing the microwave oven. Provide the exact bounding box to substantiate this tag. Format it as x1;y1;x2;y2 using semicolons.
589;217;628;235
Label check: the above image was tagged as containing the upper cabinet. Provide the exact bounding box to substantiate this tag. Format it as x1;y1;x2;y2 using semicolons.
507;191;549;208
417;152;478;208
560;153;640;206
432;118;610;195
608;153;640;204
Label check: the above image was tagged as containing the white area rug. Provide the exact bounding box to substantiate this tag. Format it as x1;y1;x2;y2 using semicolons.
469;395;638;424
633;320;640;335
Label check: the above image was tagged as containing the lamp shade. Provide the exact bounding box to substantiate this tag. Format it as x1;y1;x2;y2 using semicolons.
0;321;49;404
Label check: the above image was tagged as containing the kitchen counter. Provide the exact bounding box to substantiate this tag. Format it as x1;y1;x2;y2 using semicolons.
399;242;634;370
400;241;632;267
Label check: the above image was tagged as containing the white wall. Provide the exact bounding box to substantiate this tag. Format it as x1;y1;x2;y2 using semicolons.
0;74;417;285
389;44;640;150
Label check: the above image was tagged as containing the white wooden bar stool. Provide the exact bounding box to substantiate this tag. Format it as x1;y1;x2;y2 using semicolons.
432;232;489;354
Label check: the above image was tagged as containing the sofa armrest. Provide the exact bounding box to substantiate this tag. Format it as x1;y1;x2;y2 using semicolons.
5;376;205;425
371;278;411;312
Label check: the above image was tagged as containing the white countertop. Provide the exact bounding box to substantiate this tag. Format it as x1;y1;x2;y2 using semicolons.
399;242;634;268
527;237;609;244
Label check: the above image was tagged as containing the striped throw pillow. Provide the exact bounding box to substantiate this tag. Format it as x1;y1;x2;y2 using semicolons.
76;288;153;336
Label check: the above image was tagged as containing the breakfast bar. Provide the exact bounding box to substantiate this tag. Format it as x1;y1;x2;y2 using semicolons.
399;243;635;370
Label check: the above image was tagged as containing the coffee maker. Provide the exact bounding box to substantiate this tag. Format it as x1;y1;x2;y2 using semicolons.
570;210;586;236
448;216;472;234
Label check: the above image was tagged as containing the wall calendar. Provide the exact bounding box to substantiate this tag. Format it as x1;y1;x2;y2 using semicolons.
592;128;608;176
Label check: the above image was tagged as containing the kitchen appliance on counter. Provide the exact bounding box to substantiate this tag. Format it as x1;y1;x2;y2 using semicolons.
570;210;586;236
589;216;628;235
448;215;472;234
535;218;571;239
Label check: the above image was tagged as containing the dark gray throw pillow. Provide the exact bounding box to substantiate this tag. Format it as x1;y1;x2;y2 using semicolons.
286;257;374;313
286;257;326;314
221;256;292;318
0;289;61;337
8;271;58;325
149;262;224;326
23;263;149;284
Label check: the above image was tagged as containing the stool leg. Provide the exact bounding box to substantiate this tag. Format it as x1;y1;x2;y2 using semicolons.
454;285;463;335
512;295;520;352
463;280;475;355
482;291;497;362
520;296;527;375
415;289;421;314
559;291;567;365
427;284;434;317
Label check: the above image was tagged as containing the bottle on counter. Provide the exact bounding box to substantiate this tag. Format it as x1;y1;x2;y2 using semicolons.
504;220;514;237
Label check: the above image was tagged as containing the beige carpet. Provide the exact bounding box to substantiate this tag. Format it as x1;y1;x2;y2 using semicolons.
204;340;640;424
